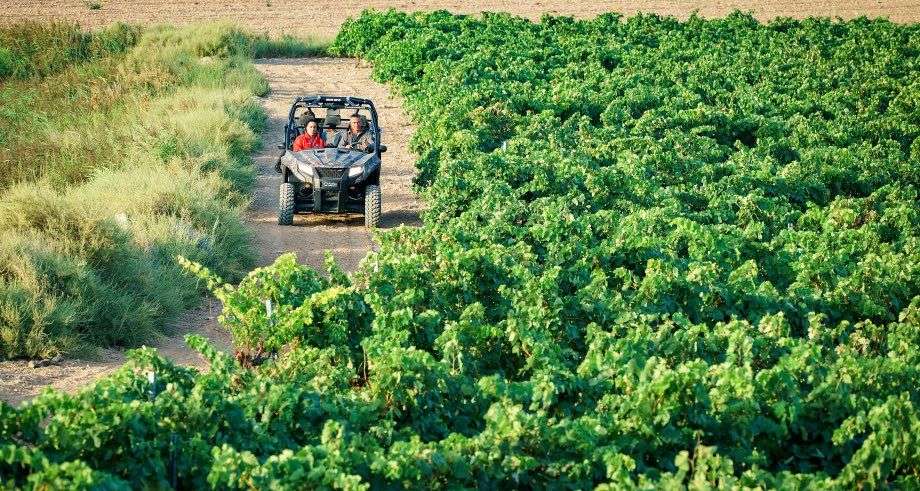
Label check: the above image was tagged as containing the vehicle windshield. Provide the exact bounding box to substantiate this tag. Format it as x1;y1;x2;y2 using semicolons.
294;106;375;133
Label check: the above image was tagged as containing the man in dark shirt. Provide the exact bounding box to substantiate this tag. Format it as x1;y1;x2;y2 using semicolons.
338;114;375;153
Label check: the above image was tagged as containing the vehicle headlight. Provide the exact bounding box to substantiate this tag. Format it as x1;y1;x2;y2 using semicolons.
348;166;363;178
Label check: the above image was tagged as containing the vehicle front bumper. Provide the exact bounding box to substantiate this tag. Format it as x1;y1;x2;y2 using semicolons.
295;167;365;213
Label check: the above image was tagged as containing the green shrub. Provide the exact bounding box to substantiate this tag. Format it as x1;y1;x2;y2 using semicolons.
0;47;17;79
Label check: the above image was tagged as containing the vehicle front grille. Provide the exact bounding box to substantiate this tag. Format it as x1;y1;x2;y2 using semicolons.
316;167;345;179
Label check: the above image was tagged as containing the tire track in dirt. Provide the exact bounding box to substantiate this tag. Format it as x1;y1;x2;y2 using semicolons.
0;57;421;406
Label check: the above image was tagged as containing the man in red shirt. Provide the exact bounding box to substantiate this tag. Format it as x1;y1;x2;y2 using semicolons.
292;119;325;151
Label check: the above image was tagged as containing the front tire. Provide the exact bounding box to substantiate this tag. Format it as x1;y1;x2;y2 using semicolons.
364;184;381;228
278;183;295;225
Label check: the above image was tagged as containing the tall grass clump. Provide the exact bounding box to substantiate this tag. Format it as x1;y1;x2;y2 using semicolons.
0;23;268;359
0;22;138;81
248;33;330;58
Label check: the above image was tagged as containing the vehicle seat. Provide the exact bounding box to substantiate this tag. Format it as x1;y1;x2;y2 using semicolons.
324;110;341;128
323;112;342;145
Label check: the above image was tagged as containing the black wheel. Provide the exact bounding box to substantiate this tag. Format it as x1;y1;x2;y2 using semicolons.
278;183;295;225
364;184;381;228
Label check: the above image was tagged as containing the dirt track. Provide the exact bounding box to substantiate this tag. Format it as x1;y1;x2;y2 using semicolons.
0;300;232;406
2;0;919;38
0;58;420;406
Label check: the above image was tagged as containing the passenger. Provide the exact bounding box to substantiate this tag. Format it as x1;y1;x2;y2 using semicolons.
292;119;325;151
338;113;375;153
324;113;343;147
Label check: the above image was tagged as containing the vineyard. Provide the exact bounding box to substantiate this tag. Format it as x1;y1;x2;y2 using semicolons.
3;9;920;489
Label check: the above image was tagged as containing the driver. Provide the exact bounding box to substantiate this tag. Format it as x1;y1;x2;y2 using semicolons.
338;113;375;153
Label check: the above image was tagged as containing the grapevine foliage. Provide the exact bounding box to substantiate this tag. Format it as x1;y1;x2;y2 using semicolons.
4;10;920;489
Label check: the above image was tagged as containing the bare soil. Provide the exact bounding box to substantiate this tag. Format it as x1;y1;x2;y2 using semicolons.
2;0;918;39
0;58;420;406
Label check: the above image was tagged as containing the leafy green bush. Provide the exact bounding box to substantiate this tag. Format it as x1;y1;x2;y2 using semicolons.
180;253;369;364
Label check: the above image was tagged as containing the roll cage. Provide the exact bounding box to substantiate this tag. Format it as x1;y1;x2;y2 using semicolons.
281;95;382;158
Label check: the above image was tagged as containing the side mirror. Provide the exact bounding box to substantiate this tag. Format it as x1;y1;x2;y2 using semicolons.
379;145;388;153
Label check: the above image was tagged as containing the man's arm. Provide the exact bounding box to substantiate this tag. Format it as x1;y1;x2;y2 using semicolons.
336;131;351;149
359;133;376;153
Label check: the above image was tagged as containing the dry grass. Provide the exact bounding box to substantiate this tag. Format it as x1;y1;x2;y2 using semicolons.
0;23;268;359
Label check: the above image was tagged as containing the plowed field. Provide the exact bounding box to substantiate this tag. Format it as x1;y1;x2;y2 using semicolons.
2;1;918;39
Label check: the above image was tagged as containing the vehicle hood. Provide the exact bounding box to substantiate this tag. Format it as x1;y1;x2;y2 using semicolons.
289;148;376;168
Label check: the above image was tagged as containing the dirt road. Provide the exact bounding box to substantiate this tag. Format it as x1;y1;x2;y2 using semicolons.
2;0;918;38
248;58;421;271
0;58;420;406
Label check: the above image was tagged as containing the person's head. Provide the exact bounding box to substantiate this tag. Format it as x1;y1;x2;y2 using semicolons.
305;119;318;136
349;114;364;133
299;109;316;128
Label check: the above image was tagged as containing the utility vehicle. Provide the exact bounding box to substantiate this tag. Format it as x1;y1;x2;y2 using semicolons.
275;95;386;227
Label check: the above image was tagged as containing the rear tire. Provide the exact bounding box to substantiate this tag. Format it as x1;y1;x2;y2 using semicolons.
278;183;295;225
364;184;381;229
